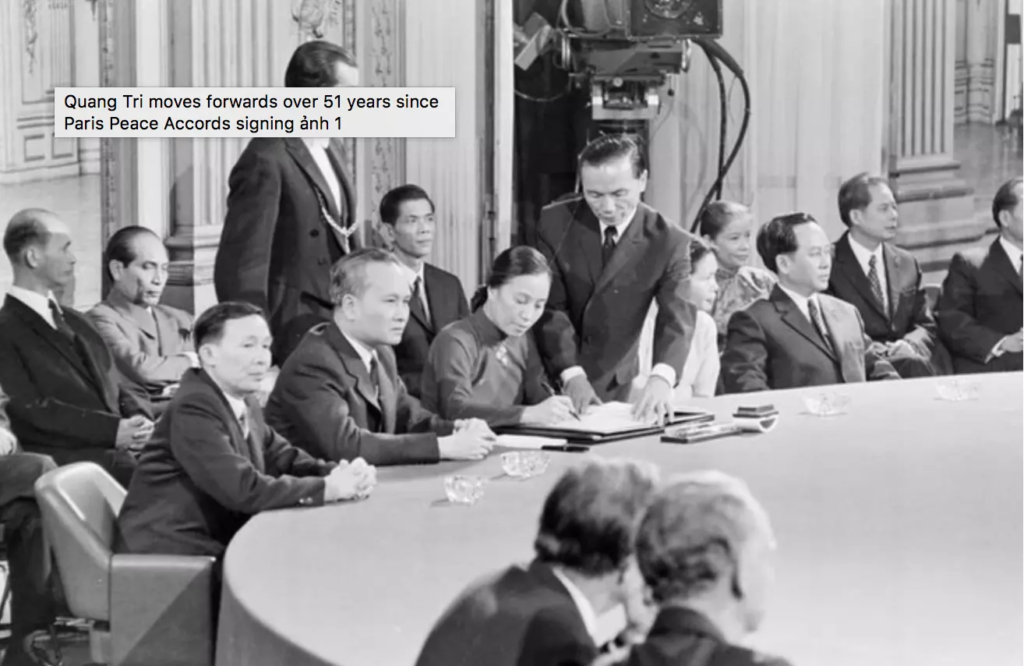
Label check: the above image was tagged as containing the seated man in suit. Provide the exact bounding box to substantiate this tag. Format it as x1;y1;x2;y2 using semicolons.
936;177;1023;374
611;471;791;666
0;209;154;486
378;184;469;398
721;213;899;392
0;389;61;666
415;458;659;666
265;248;494;466
87;226;197;416
116;302;377;558
828;173;942;378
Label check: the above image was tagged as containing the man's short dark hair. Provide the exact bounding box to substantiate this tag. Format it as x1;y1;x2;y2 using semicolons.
3;209;55;262
194;301;266;348
379;185;435;226
328;248;401;305
534;459;659;578
284;40;357;88
837;172;892;228
578;134;647;178
756;212;818;274
104;226;161;282
992;177;1023;228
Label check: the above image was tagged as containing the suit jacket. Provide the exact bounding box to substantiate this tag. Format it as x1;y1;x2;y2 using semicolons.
0;295;149;467
534;198;698;400
87;289;194;399
828;233;937;349
0;384;58;509
395;263;469;399
116;369;334;558
215;137;358;365
616;607;792;666
721;286;899;393
415;560;598;666
264;321;452;466
935;237;1024;373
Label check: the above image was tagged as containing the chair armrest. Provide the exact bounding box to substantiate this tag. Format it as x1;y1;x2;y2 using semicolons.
110;554;218;666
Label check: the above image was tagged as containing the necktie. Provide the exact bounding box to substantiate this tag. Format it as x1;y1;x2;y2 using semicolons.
867;255;887;317
368;355;381;400
412;276;432;326
238;410;250;440
48;301;75;341
602;226;618;268
807;299;835;355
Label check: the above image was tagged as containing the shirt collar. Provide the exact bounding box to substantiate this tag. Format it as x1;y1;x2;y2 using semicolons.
470;307;507;346
223;392;248;423
340;330;378;373
397;258;425;285
847;234;884;270
597;205;638;240
777;283;817;318
303;137;330;152
8;286;60;326
550;567;600;643
999;235;1022;268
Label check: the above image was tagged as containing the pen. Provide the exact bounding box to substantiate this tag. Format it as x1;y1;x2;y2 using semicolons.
542;380;581;421
541;445;590;453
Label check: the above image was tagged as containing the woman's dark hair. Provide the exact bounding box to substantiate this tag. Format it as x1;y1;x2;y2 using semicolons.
697;201;750;240
471;246;551;311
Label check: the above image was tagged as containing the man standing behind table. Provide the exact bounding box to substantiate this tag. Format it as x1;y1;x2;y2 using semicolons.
88;226;198;416
0;209;153;486
377;184;469;398
828;173;944;378
265;249;493;466
720;213;899;393
215;40;360;365
534;134;698;423
415;458;660;666
116;302;376;559
935;177;1024;374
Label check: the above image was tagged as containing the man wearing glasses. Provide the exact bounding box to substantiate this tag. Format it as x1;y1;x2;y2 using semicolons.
720;213;899;393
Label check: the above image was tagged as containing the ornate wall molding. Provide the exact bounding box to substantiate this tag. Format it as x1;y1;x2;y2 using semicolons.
22;0;38;73
365;0;403;249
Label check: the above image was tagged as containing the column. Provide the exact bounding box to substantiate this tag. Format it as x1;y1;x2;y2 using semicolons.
404;0;488;293
888;0;981;274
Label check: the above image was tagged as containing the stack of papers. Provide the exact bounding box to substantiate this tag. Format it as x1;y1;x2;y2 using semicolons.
524;402;654;435
495;434;567;449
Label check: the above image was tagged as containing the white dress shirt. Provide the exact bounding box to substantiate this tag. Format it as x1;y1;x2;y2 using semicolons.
7;286;61;329
398;259;431;320
847;235;889;311
561;206;677;388
549;567;600;644
776;283;819;323
221;391;250;437
341;330;378;375
303;137;342;213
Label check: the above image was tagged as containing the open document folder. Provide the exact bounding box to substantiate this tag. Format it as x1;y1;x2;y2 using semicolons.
497;402;664;442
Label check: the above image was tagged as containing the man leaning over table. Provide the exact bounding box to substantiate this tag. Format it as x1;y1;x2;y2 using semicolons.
415;458;660;666
115;301;377;559
265;248;494;466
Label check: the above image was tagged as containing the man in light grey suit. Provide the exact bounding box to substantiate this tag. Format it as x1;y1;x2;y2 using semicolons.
88;226;197;413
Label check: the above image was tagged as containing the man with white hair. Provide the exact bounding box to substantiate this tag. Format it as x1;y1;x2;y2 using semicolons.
615;471;792;666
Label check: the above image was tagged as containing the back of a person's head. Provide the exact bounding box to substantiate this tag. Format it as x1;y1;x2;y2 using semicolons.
3;208;57;265
284;40;357;88
534;458;659;578
635;471;773;606
992;176;1023;228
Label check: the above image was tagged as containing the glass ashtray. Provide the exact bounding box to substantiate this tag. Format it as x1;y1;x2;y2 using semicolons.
803;392;851;417
936;379;980;402
444;475;487;505
501;451;551;479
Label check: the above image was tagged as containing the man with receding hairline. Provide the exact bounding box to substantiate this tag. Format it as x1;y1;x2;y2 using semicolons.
0;209;153;486
216;40;361;365
266;248;494;466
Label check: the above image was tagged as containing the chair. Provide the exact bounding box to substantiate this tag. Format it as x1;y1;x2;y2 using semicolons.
34;463;216;666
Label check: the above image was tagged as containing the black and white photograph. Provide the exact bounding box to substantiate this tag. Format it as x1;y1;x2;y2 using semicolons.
0;0;1021;665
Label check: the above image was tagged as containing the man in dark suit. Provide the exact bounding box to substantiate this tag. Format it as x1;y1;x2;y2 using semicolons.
534;134;697;422
721;213;899;393
415;458;659;666
215;40;360;365
828;173;943;377
612;471;792;666
377;184;469;397
265;249;492;466
88;226;197;415
116;302;377;558
0;209;154;486
936;177;1023;374
0;388;61;666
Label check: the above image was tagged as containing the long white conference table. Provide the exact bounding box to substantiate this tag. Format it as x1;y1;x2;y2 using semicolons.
214;373;1024;666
